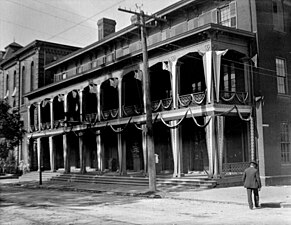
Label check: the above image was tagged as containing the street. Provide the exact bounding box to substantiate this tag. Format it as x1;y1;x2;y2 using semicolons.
0;185;290;225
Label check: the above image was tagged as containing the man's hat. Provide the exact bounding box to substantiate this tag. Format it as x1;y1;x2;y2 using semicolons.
249;160;258;165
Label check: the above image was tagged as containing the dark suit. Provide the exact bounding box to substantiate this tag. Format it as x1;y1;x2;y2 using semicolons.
242;166;262;209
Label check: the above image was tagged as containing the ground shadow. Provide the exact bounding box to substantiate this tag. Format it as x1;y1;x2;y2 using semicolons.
260;202;282;208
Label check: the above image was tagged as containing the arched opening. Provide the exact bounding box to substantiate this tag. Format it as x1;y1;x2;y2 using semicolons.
83;85;97;123
29;104;37;132
40;99;50;129
122;71;143;117
149;62;172;100
53;95;65;128
100;79;118;120
220;50;246;100
67;90;80;122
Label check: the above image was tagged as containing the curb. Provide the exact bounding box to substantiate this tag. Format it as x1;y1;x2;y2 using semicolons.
4;182;163;198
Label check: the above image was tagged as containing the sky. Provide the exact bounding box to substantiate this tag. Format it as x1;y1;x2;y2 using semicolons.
0;0;180;51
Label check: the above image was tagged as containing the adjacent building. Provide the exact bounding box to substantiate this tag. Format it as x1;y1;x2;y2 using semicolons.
0;40;80;168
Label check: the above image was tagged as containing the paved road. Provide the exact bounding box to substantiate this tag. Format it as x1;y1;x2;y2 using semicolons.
1;185;291;225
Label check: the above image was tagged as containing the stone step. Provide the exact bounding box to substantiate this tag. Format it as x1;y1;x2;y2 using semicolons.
19;171;61;182
50;173;217;188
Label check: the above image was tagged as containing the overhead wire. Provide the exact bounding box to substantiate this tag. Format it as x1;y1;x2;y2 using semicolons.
0;18;85;46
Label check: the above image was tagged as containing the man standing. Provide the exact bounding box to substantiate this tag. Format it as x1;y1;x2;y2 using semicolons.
242;161;262;210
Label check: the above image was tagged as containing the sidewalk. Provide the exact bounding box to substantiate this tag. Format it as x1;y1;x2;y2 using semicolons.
1;178;291;208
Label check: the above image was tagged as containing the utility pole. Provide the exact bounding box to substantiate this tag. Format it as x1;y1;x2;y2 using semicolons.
118;7;166;192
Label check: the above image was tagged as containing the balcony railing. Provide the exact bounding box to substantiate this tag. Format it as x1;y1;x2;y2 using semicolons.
122;105;143;117
30;90;250;130
178;92;206;108
101;108;119;121
83;113;97;124
220;91;249;105
222;162;249;175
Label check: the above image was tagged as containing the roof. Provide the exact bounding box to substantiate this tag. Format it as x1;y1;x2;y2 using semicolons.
45;0;196;70
0;40;80;68
5;41;23;49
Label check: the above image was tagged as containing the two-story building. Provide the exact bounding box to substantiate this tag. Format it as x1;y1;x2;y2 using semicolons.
23;0;290;185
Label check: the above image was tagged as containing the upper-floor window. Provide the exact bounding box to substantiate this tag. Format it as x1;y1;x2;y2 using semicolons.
219;1;237;28
276;58;288;94
281;122;290;163
4;73;9;99
273;0;284;32
22;66;26;104
222;63;236;92
30;61;34;91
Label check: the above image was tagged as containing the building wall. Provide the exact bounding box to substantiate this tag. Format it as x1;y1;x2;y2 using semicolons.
255;0;291;184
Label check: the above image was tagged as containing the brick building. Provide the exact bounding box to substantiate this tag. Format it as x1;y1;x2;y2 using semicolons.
0;40;80;167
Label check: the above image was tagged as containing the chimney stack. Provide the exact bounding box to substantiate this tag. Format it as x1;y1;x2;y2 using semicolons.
97;18;116;41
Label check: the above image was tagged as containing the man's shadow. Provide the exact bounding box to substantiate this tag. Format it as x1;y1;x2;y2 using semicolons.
259;202;283;208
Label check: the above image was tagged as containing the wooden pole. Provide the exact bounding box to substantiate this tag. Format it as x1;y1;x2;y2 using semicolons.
118;8;165;192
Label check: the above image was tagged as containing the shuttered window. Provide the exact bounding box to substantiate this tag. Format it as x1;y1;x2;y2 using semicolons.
281;123;290;163
276;58;287;94
219;1;237;28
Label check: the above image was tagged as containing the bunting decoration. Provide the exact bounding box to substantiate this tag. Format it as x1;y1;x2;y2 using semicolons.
109;78;118;88
89;84;97;94
4;89;9;99
213;50;228;102
134;70;143;81
162;61;170;72
42;99;49;107
11;87;17;97
199;50;212;104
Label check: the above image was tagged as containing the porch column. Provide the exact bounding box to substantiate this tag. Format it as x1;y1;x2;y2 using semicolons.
205;116;219;178
63;93;68;124
170;59;181;109
78;89;83;122
142;124;148;174
117;129;126;175
117;78;122;117
250;116;255;161
27;105;31;132
255;98;266;185
37;102;41;130
37;138;41;171
96;84;101;121
96;130;103;171
216;116;225;176
78;132;86;174
49;136;56;172
170;120;182;177
242;57;251;102
213;50;228;102
49;98;54;129
63;134;70;173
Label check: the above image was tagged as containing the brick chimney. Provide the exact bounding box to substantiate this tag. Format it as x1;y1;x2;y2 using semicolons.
97;18;116;41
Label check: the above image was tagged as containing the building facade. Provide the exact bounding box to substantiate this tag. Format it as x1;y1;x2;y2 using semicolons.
18;0;291;185
0;41;80;168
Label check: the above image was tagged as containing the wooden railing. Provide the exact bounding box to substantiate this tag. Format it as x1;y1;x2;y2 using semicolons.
222;162;249;175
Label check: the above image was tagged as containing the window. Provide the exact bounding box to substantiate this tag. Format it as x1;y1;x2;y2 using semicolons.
22;66;26;104
281;123;290;163
219;1;237;28
276;58;287;94
273;0;284;32
222;63;236;92
30;61;34;91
